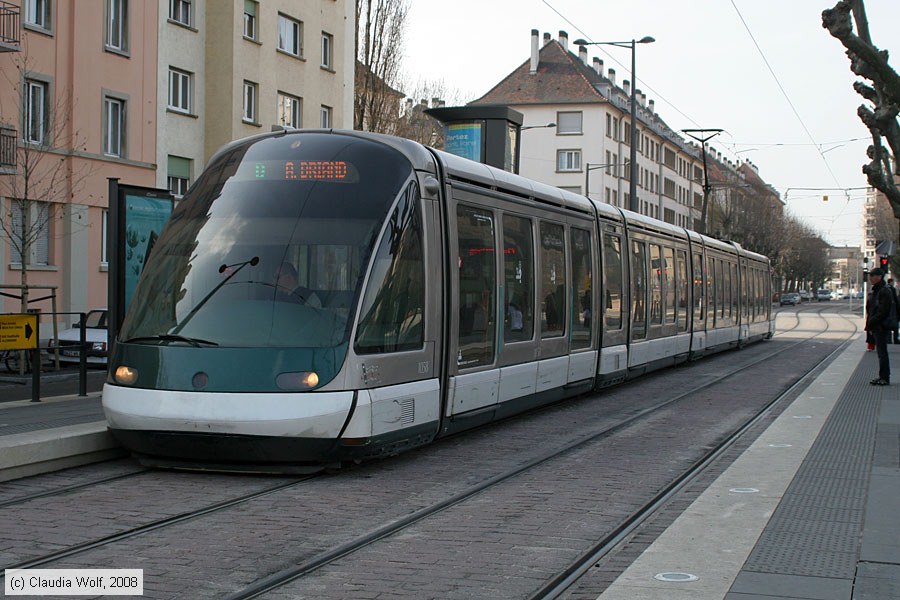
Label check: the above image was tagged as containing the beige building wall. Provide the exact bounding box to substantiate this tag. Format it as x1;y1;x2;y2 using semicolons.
205;0;354;161
0;0;158;320
156;0;206;192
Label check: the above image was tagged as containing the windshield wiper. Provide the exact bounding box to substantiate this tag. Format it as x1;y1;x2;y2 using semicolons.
122;334;219;347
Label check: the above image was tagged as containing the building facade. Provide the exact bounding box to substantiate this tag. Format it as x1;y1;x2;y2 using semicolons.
1;0;354;322
0;0;159;316
470;30;704;228
157;0;355;197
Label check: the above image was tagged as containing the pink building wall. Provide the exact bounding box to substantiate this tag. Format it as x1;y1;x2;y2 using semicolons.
0;0;158;319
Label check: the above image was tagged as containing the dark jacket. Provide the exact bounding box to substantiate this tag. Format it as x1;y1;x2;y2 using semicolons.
865;280;893;331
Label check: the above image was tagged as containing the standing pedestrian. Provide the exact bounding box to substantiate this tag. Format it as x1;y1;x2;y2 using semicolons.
888;278;900;344
865;268;894;385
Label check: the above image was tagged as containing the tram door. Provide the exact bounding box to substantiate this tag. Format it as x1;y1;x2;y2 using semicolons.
349;178;441;439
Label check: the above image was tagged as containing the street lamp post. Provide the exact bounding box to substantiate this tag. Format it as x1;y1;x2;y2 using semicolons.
520;122;556;131
585;162;618;200
575;36;655;214
682;128;723;235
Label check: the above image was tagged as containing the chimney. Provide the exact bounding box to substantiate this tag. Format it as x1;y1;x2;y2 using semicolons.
608;68;616;85
431;97;440;107
648;99;655;113
558;30;568;51
543;32;551;44
530;29;539;73
623;79;630;95
579;44;588;65
638;91;646;107
593;57;603;76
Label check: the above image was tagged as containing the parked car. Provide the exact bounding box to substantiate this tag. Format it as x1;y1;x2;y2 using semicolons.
799;290;812;300
816;289;833;301
780;292;801;306
47;309;109;365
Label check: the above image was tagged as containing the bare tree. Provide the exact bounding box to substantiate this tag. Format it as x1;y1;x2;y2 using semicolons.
1;50;93;313
394;79;465;146
355;0;408;134
823;0;900;219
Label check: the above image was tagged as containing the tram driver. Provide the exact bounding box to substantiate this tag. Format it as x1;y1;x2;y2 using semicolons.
274;262;322;307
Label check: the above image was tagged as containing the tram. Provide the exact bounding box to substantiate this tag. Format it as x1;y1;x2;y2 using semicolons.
102;129;774;470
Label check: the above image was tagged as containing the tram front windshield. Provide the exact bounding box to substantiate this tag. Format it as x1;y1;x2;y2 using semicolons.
119;133;414;352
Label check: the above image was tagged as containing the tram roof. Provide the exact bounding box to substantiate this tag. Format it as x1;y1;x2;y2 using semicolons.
434;149;595;215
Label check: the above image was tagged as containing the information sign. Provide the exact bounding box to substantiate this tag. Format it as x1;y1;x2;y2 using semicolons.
0;313;38;350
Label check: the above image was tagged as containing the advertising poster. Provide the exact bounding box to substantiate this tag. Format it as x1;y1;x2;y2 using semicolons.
123;194;171;311
444;122;483;162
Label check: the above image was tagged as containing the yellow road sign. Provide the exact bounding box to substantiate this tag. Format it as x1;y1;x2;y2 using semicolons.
0;314;38;350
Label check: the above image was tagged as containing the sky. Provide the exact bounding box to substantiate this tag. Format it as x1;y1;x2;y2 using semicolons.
402;0;900;248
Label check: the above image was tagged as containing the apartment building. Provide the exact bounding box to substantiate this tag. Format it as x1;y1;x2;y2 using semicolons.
1;0;354;318
0;0;159;315
470;30;703;228
157;0;354;197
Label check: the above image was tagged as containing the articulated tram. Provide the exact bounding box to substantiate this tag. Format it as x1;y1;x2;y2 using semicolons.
102;129;774;470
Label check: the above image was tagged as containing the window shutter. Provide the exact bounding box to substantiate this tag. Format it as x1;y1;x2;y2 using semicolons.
557;112;582;134
244;0;256;16
167;155;190;179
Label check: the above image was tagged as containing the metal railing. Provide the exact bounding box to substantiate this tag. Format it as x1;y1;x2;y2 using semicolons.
0;126;16;168
0;1;20;51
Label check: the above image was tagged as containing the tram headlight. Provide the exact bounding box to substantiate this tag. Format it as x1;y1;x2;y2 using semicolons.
276;371;320;390
114;365;139;385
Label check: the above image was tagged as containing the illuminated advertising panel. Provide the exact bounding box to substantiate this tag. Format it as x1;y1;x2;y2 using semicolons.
444;122;483;162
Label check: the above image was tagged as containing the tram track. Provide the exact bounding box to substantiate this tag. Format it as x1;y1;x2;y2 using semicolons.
0;467;149;510
0;310;858;596
0;475;318;574
221;311;859;599
534;311;860;598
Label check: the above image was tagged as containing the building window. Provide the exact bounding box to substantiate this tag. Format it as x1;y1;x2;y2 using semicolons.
101;209;108;265
278;14;302;57
10;199;50;266
243;0;257;40
167;155;191;197
557;149;581;172
242;81;257;123
24;79;47;144
103;96;124;157
169;0;191;26
321;32;333;69
168;68;192;113
106;0;127;52
320;105;332;128
278;93;301;128
556;111;582;135
25;0;51;29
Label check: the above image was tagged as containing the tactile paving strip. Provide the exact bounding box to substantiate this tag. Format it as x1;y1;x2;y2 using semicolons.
740;355;879;579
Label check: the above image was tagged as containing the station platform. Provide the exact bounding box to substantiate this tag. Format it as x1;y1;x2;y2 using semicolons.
0;334;898;599
600;335;900;600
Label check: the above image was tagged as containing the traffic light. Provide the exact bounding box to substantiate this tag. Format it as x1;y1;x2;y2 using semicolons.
880;256;889;271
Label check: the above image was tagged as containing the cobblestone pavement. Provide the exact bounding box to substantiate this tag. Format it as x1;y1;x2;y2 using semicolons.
0;307;856;599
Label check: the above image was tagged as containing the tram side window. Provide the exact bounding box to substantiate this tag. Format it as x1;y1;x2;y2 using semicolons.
731;263;738;320
540;222;567;339
649;244;663;325
692;253;704;324
571;228;593;350
631;240;648;340
676;250;688;332
664;247;676;325
722;260;731;322
503;214;534;343
456;205;497;368
603;233;624;330
355;182;425;354
742;265;749;320
707;257;716;325
718;259;726;322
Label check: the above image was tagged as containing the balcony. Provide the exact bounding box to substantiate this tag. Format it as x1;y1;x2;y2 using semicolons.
1;126;16;171
0;1;19;52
